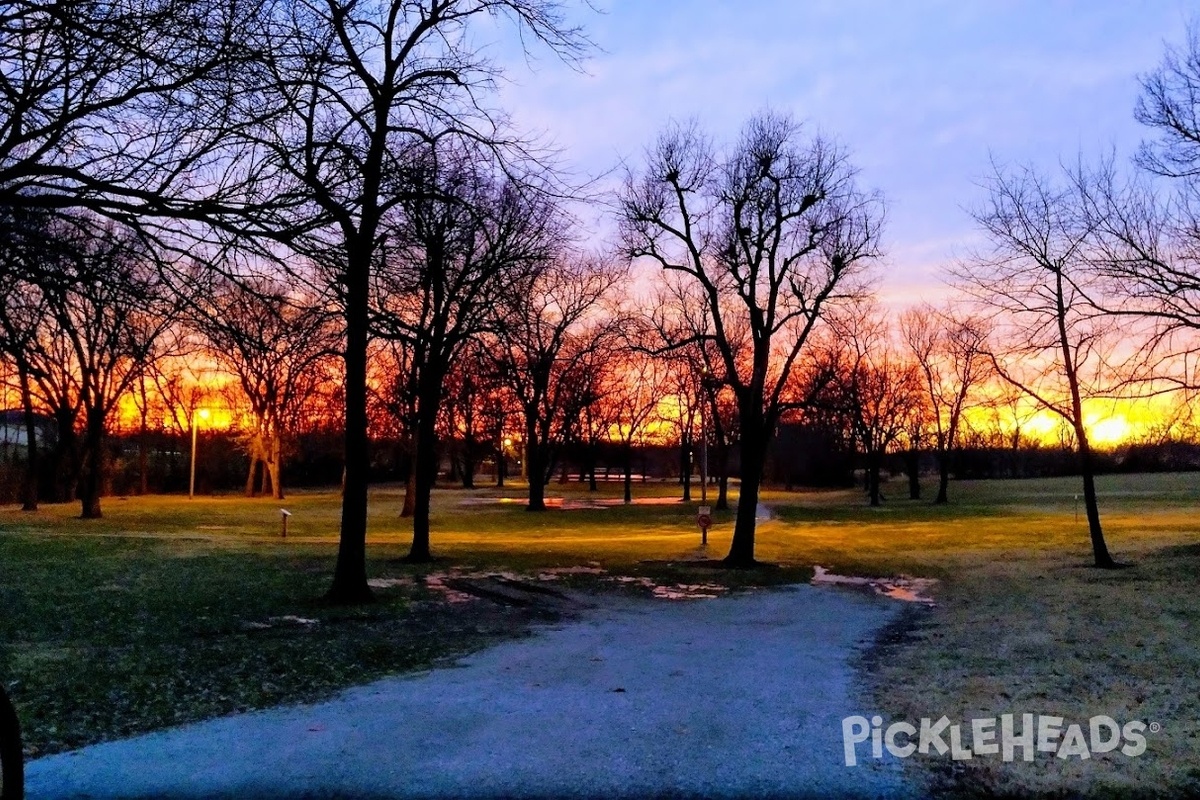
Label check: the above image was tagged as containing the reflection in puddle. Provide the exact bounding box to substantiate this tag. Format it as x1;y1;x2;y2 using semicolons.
367;577;415;589
811;565;937;605
460;496;686;510
366;566;734;603
422;574;475;604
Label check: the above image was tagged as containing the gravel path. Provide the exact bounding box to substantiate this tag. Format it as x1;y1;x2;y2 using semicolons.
28;585;918;799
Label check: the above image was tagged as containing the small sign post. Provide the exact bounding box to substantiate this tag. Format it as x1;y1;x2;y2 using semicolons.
697;505;712;546
280;508;291;538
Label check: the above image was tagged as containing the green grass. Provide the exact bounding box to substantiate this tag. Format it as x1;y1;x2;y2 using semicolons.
1;472;1199;796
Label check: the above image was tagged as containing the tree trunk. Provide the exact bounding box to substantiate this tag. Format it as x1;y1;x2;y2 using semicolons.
715;442;730;511
78;408;105;519
18;362;39;511
51;407;79;503
906;448;920;500
259;451;271;496
1075;421;1115;568
623;443;633;504
726;429;763;567
526;421;546;511
1057;276;1116;569
406;367;443;563
935;447;951;505
138;406;149;496
680;437;692;502
270;433;284;500
245;455;258;497
327;246;374;604
867;453;882;507
461;440;476;489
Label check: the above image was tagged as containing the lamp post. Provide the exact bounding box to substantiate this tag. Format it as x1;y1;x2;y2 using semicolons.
189;407;210;499
499;437;512;487
700;398;708;506
698;368;711;546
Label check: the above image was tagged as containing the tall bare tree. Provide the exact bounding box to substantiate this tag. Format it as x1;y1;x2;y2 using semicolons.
1072;26;1200;396
619;111;883;565
954;163;1123;568
2;215;178;517
901;305;991;504
192;276;340;500
603;349;666;505
372;142;562;560
819;306;923;507
1135;20;1200;180
237;0;589;599
489;256;625;510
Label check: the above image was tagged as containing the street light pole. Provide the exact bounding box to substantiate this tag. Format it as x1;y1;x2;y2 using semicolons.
700;373;708;507
189;408;210;499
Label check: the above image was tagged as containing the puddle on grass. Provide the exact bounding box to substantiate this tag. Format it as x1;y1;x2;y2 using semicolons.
611;575;730;600
811;565;937;605
460;496;686;510
421;574;475;604
240;615;321;631
652;583;726;600
534;565;606;580
365;564;733;603
367;577;416;589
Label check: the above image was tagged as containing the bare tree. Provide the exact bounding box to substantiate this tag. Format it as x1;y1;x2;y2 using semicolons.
819;306;923;507
1135;20;1200;179
662;354;704;501
191;276;340;500
440;341;496;490
0;207;52;509
954;163;1124;568
0;0;263;224
601;350;666;504
489;256;626;510
901;305;991;504
372;142;563;561
235;0;589;599
1071;26;1200;394
2;215;179;517
620;111;883;565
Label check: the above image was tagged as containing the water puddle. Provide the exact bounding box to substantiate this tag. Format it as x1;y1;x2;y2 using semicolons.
811;565;937;605
241;615;320;631
459;496;686;510
610;575;730;600
367;577;415;589
366;564;733;603
421;574;476;604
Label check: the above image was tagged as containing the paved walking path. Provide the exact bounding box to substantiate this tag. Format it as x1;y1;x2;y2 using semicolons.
28;586;918;799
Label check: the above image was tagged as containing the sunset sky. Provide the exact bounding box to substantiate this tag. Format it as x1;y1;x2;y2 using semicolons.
496;0;1194;304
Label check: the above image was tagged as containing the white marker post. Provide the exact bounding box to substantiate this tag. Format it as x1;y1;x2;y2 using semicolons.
280;508;291;538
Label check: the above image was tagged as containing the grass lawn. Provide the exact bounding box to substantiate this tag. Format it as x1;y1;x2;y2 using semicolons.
2;472;1199;796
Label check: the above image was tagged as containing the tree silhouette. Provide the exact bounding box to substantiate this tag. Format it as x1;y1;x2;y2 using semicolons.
620;111;883;565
